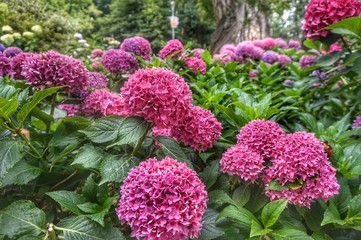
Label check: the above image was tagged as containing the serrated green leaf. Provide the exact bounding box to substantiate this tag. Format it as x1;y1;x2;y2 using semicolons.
265;181;288;191
156;136;193;169
199;161;220;190
55;216;124;240
270;228;314;240
208;190;236;205
321;201;347;226
77;202;101;214
315;51;344;67
0;97;19;119
0;140;24;183
347;194;361;220
198;208;225;240
30;107;54;124
99;154;138;185
232;184;251;207
46;190;86;215
72;144;104;170
82;175;98;203
1;161;41;187
250;220;272;237
261;199;288;229
0;200;46;238
17;86;63;126
323;17;361;36
84;197;114;227
217;205;259;226
109;117;149;147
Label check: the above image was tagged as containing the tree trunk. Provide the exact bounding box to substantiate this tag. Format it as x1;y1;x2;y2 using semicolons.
210;0;271;53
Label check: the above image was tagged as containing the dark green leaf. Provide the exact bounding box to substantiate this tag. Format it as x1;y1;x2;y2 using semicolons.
321;201;347;226
109;117;149;147
261;199;288;229
250;220;272;237
0;200;46;238
46;190;86;215
0;140;24;183
217;205;259;226
270;228;314;240
0;97;19;119
199;161;219;190
347;194;361;220
72;144;104;170
232;184;251;207
77;202;101;214
82;175;98;203
315;51;344;67
1;161;41;187
208;190;236;205
323;17;361;36
198;208;225;240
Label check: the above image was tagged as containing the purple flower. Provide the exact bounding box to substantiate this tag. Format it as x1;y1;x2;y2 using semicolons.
278;55;292;66
352;116;361;128
299;55;317;68
311;70;328;80
3;47;22;58
101;49;139;74
235;43;264;60
0;44;5;52
120;36;152;61
0;52;11;77
9;52;34;80
220;144;265;182
158;39;184;59
288;40;301;50
261;51;280;64
72;72;109;98
283;79;295;86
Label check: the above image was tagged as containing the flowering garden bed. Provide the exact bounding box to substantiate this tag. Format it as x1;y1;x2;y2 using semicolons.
0;1;361;239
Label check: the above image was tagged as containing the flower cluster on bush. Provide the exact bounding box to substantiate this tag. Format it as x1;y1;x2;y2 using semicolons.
220;119;339;208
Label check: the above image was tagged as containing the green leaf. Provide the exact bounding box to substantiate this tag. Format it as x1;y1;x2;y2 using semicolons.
17;86;63;126
270;229;314;240
321;201;347;226
261;199;288;229
347;194;361;220
1;161;41;187
0;140;24;183
198;208;225;240
217;205;260;227
84;197;114;226
72;144;104;170
0;97;19;119
315;51;344;67
208;190;236;205
199;161;220;190
202;49;213;64
82;175;98;203
323;17;361;36
0;200;46;239
56;216;124;240
0;79;16;98
156;136;193;169
265;181;288;191
232;184;251;207
250;220;272;237
79;116;127;143
77;202;101;214
99;154;138;185
46;190;86;215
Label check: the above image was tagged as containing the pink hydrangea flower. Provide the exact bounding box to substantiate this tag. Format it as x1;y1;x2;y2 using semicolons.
89;49;103;59
299;55;317;68
237;119;286;159
220;144;264;182
184;57;207;74
213;52;235;64
101;49;138;74
263;132;339;208
303;0;361;39
261;50;280;64
3;47;22;58
190;48;204;59
278;54;292;66
158;39;184;59
170;106;222;151
275;38;287;48
73;72;109;98
58;104;81;117
120;36;152;61
91;62;100;70
219;44;236;54
120;67;192;128
235;43;264;60
116;157;207;240
249;71;257;78
287;40;301;49
252;38;277;50
0;52;11;77
21;51;88;92
9;52;34;80
82;89;128;117
352;116;361;128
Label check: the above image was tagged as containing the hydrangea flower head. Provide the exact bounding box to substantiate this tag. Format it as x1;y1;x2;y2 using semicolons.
220;144;264;182
352;116;361;128
235;43;264;60
170;106;222;151
0;52;11;77
158;39;184;59
82;89;128;117
261;50;280;64
278;54;292;66
283;79;295;86
120;67;192;128
73;72;109;98
58;104;81;117
184;57;207;74
263;132;339;208
116;157;207;240
299;55;317;68
89;49;103;59
21;51;88;92
219;44;236;54
9;52;34;80
213;53;234;64
0;44;5;52
101;49;138;74
275;38;287;48
287;40;301;50
237;119;286;159
190;48;204;59
3;46;22;58
303;0;361;39
120;36;152;61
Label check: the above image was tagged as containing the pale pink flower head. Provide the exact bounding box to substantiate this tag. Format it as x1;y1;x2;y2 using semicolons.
184;57;207;74
9;52;34;80
278;54;292;66
235;43;264;60
303;0;361;39
219;44;236;54
220;144;264;182
253;38;277;50
116;157;207;240
170;106;222;151
120;36;152;61
89;49;103;59
0;52;11;77
22;51;88;93
275;38;287;48
287;40;301;50
190;48;204;59
101;49;138;74
120;67;192;128
263;132;339;208
158;39;184;59
249;70;257;78
82;89;128;117
237;119;286;159
58;104;81;117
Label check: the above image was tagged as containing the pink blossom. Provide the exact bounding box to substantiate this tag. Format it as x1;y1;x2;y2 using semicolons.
278;54;292;66
275;38;287;48
235;43;264;60
120;67;192;128
299;55;317;68
190;48;204;59
220;144;264;182
101;49;139;74
219;44;236;54
120;36;152;61
303;0;361;39
263;132;339;208
158;39;184;59
237;119;286;159
9;52;34;80
287;40;301;50
352;116;361;128
58;104;81;117
249;71;257;78
213;53;235;64
116;157;207;240
89;49;103;59
184;57;207;74
261;50;280;64
0;52;11;77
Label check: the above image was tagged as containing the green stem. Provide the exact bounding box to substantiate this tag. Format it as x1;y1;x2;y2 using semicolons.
47;94;57;133
131;122;153;157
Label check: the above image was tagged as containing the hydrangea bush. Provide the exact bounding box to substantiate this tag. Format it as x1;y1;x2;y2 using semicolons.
0;5;361;240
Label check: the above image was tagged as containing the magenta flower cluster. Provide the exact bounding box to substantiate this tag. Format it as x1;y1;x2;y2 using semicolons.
3;47;22;58
120;36;152;61
303;0;361;39
116;157;207;240
0;52;11;77
352;116;361;128
184;57;207;74
220;119;339;208
158;39;184;59
101;49;139;74
58;104;81;117
8;52;34;80
299;55;317;68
